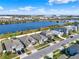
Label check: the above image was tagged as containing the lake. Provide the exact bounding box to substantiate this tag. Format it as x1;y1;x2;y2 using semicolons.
0;21;64;34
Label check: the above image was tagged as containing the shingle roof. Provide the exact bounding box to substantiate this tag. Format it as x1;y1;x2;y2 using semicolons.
69;54;79;59
31;34;47;41
11;39;24;51
19;36;31;46
3;40;12;52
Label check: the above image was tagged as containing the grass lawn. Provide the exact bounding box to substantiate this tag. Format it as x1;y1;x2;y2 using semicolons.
15;57;20;59
54;36;62;41
0;53;17;59
62;34;69;38
77;30;79;34
53;50;63;59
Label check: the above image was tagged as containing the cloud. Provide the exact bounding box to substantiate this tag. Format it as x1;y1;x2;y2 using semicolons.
48;0;77;4
34;8;46;14
0;6;4;10
0;6;79;15
19;6;35;11
9;9;18;12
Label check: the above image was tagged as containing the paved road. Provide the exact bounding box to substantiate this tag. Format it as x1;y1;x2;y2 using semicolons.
22;35;79;59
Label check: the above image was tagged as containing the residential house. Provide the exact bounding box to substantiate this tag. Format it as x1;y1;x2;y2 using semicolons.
27;36;37;45
64;44;79;56
11;38;24;52
51;30;63;36
54;28;67;35
31;34;48;44
40;30;53;36
76;24;79;30
19;36;37;46
19;36;30;47
40;30;54;39
54;25;77;35
0;42;3;53
69;54;79;59
2;40;12;52
64;25;77;35
2;38;24;53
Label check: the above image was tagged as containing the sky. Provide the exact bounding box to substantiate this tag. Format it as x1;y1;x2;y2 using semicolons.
0;0;79;15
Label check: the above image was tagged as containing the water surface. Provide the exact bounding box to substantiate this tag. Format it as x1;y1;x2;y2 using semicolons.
0;21;64;34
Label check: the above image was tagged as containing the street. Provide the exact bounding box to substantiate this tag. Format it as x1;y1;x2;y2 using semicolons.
22;35;79;59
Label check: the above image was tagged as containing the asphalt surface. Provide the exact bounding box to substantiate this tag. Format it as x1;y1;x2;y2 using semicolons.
22;35;79;59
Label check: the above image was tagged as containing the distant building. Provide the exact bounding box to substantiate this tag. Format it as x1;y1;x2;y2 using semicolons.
64;25;77;34
64;20;79;23
51;30;63;36
54;25;77;35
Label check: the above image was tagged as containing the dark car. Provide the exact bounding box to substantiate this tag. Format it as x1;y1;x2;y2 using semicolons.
21;49;25;53
17;51;21;55
70;36;73;38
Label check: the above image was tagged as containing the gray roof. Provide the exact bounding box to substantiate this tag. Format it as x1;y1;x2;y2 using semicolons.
31;34;48;42
11;39;24;51
40;30;53;36
39;34;48;41
3;40;12;52
0;42;3;53
69;54;79;59
51;30;63;35
28;36;37;44
68;44;79;53
46;34;54;39
2;38;24;52
19;36;31;46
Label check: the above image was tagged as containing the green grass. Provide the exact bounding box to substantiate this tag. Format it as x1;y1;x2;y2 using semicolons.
15;57;20;59
62;34;69;38
54;36;62;41
53;50;63;59
0;53;17;59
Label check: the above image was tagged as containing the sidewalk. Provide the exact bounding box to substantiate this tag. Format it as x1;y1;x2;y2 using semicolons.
58;35;66;40
16;31;42;38
0;31;42;42
0;38;6;42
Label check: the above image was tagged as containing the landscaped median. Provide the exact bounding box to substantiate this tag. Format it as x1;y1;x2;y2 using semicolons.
53;49;63;59
34;43;49;50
